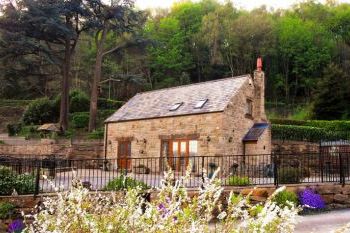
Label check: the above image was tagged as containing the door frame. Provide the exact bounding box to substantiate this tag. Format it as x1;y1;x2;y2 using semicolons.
161;139;190;171
117;140;131;170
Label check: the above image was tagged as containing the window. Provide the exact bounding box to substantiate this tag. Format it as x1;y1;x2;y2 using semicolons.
169;102;183;111
194;99;208;109
161;139;198;171
246;99;253;116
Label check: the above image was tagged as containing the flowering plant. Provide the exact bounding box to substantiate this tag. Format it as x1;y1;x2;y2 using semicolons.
23;167;299;233
8;219;25;233
299;188;325;209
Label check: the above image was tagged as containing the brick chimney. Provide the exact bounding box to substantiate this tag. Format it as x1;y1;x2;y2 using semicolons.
253;57;267;122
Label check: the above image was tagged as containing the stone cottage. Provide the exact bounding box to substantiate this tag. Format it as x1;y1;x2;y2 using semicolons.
104;58;271;172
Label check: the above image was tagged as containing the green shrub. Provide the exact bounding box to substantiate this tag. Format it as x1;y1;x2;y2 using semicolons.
272;190;299;208
0;140;4;144
103;176;148;191
0;202;16;219
228;176;250;186
270;119;307;126
22;98;57;125
277;167;303;184
6;123;22;136
0;166;35;195
270;119;350;131
70;90;90;113
271;124;350;142
98;98;124;110
17;125;40;139
87;128;104;139
72;112;89;129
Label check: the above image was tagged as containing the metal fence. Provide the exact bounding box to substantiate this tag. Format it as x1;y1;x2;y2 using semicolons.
0;152;350;196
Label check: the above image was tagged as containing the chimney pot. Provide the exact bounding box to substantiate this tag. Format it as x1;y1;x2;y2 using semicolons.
257;57;262;71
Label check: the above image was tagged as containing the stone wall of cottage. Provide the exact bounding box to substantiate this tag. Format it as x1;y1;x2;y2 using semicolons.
221;76;271;156
106;112;227;171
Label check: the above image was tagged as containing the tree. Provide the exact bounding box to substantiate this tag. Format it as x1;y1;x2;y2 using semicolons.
313;63;350;120
86;0;146;131
277;16;334;104
0;0;93;131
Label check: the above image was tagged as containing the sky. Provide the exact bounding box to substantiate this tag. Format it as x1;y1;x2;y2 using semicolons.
135;0;350;10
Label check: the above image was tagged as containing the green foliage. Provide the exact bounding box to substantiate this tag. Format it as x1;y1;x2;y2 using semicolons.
97;99;124;110
228;176;250;186
0;166;35;195
22;98;56;125
277;167;303;184
103;176;148;191
271;124;350;142
69;90;90;113
87;128;104;139
0;140;4;144
17;125;40;139
72;112;89;129
272;190;299;208
7;123;22;136
271;119;350;131
312;63;350;120
0;202;16;219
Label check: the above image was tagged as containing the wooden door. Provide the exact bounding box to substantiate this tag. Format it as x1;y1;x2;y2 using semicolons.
168;140;189;172
118;141;131;170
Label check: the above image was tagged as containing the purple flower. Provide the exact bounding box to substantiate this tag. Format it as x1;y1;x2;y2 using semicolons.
158;203;166;211
8;219;25;233
299;189;325;209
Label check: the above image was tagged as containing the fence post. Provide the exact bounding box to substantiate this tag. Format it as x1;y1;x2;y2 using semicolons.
339;153;345;186
34;161;40;197
319;141;324;183
273;153;278;187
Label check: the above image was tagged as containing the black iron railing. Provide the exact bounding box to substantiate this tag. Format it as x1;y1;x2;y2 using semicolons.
0;152;349;196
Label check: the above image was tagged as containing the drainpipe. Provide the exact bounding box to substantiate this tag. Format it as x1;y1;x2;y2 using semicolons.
104;123;108;170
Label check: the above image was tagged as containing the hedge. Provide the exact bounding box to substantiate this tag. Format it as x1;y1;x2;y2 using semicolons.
271;124;350;142
270;119;350;131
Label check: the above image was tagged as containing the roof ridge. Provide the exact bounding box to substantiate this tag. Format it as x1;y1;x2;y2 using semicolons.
137;74;251;95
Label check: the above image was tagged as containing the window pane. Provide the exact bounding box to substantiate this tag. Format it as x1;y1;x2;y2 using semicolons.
169;102;183;111
173;142;178;156
189;140;198;156
194;99;208;109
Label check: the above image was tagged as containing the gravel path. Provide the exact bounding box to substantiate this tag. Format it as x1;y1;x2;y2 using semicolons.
295;209;350;233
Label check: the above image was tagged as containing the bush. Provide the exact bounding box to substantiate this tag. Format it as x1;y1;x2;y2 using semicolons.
0;202;16;219
228;176;250;186
0;166;35;195
299;189;325;209
103;176;148;191
72;112;89;129
7;123;22;136
87;128;104;139
98;98;124;110
277;167;303;184
271;124;350;142
273;190;299;208
270;119;350;131
70;90;90;113
22;98;56;125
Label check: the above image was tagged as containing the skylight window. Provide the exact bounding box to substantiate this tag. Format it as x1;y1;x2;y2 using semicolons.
169;102;183;111
194;99;208;109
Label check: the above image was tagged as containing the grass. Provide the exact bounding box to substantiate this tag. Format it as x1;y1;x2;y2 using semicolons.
228;175;250;186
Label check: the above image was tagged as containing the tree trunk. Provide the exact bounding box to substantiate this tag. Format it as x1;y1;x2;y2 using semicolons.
59;38;72;132
88;28;107;132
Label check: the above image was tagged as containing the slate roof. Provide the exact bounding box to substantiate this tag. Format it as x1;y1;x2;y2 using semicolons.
243;123;269;142
105;75;250;123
